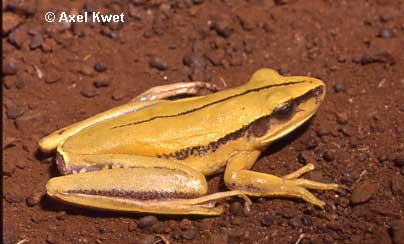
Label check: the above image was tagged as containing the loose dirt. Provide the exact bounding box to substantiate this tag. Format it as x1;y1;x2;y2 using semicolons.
3;0;404;243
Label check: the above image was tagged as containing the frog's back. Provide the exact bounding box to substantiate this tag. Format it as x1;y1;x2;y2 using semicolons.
61;84;270;157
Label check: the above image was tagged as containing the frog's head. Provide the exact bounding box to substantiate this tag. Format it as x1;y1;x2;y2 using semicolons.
247;69;326;147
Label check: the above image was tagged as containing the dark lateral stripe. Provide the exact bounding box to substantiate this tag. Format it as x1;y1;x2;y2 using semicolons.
67;189;198;200
159;86;323;160
111;80;306;129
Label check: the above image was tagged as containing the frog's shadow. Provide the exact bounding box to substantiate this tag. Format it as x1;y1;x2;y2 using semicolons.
37;119;313;220
259;116;311;158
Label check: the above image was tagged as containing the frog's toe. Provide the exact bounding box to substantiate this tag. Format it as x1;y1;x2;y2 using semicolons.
281;185;326;208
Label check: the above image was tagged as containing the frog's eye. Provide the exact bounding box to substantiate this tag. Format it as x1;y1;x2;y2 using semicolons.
273;101;295;119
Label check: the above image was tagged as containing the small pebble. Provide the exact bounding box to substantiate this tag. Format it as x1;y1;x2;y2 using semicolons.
55;211;66;220
339;127;352;137
377;154;388;163
149;56;168;70
8;27;28;49
138;216;158;229
190;67;208;81
315;126;331;137
302;216;312;226
351;182;377;204
3;79;14;89
179;218;192;230
378;28;393;38
93;79;110;88
274;0;289;5
81;88;98;98
183;54;207;69
211;16;233;38
333;82;346;93
151;222;164;233
231;216;241;225
4;192;23;203
29;34;43;49
298;151;316;164
26;191;44;207
304;137;318;150
6;106;24;119
94;62;108;72
289;216;303;227
242;204;252;216
336;112;348;125
98;227;112;234
46;234;56;244
129;5;146;20
355;52;395;65
393;153;404;167
111;89;127;101
41;38;56;53
181;229;196;240
205;49;225;66
3;13;22;34
379;15;390;22
45;70;62;84
239;16;254;31
80;66;95;77
3;61;18;76
261;214;274;227
172;229;182;240
323;151;335;162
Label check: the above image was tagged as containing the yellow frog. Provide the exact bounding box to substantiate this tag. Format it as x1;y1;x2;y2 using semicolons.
39;68;338;215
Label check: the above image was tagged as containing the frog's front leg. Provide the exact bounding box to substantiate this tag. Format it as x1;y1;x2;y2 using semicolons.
47;153;250;215
224;151;339;208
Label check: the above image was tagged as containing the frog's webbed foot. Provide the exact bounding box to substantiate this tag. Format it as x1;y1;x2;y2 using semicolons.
224;153;339;208
133;81;220;102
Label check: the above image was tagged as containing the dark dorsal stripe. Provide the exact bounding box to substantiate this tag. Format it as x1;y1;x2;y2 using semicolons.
112;80;306;129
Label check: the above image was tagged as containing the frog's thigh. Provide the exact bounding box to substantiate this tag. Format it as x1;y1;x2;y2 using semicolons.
47;153;247;215
133;81;219;102
224;152;339;208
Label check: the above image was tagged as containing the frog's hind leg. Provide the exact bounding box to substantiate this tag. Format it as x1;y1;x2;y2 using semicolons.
224;152;339;208
47;153;249;215
39;99;165;152
39;82;218;152
133;82;219;102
